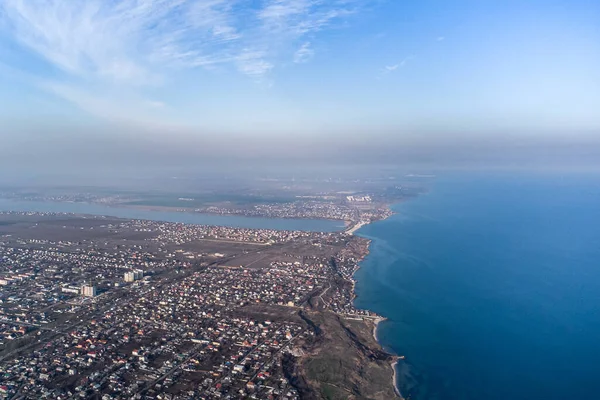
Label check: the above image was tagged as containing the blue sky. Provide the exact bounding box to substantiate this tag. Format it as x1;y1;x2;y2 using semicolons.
0;0;599;151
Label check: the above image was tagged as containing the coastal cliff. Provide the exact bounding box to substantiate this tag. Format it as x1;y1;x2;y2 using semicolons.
283;230;401;400
291;310;401;400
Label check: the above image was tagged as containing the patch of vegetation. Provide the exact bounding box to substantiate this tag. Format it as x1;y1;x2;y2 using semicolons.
301;311;399;400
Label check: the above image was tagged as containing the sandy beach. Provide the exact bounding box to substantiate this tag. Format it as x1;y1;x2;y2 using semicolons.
346;219;369;235
391;359;404;399
372;315;386;342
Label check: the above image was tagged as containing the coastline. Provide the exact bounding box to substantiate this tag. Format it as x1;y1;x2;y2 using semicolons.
3;198;406;397
0;198;344;233
348;205;405;399
345;219;370;235
391;360;401;398
0;197;351;224
373;315;386;342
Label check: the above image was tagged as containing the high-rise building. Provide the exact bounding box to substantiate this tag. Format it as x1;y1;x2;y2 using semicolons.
124;270;144;282
81;284;97;297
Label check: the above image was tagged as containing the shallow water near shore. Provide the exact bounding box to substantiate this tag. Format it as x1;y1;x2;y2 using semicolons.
353;173;600;400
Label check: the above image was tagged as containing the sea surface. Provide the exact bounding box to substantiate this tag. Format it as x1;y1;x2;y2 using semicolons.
0;199;344;232
354;173;600;400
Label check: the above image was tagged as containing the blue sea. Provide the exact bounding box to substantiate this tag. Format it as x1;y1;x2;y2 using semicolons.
354;173;600;400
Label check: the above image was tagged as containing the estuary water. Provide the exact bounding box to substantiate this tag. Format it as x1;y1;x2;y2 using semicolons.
354;173;600;400
0;198;345;232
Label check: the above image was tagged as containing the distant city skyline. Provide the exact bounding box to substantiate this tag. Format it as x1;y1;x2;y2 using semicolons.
1;0;599;172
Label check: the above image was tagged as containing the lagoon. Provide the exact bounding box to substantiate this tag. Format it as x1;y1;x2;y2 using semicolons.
0;198;345;232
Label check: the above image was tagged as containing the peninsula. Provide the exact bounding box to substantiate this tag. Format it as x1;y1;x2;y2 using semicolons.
0;211;401;399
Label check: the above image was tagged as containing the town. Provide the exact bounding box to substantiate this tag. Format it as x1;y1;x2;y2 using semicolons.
0;212;398;400
0;180;413;223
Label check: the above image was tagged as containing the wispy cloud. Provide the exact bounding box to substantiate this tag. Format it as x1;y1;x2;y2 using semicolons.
294;42;314;63
259;0;354;35
0;0;360;79
379;55;413;77
236;49;274;77
0;0;365;124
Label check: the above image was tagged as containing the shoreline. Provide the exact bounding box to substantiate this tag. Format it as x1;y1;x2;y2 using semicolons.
0;197;350;224
391;360;402;398
0;198;344;233
4;197;406;397
373;315;386;342
348;204;405;399
345;219;370;235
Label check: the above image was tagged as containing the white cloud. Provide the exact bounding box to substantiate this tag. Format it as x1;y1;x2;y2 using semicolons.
380;55;413;76
437;36;445;41
0;0;241;83
0;0;367;124
294;42;314;63
1;0;360;79
259;0;312;23
259;0;354;35
236;49;274;77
